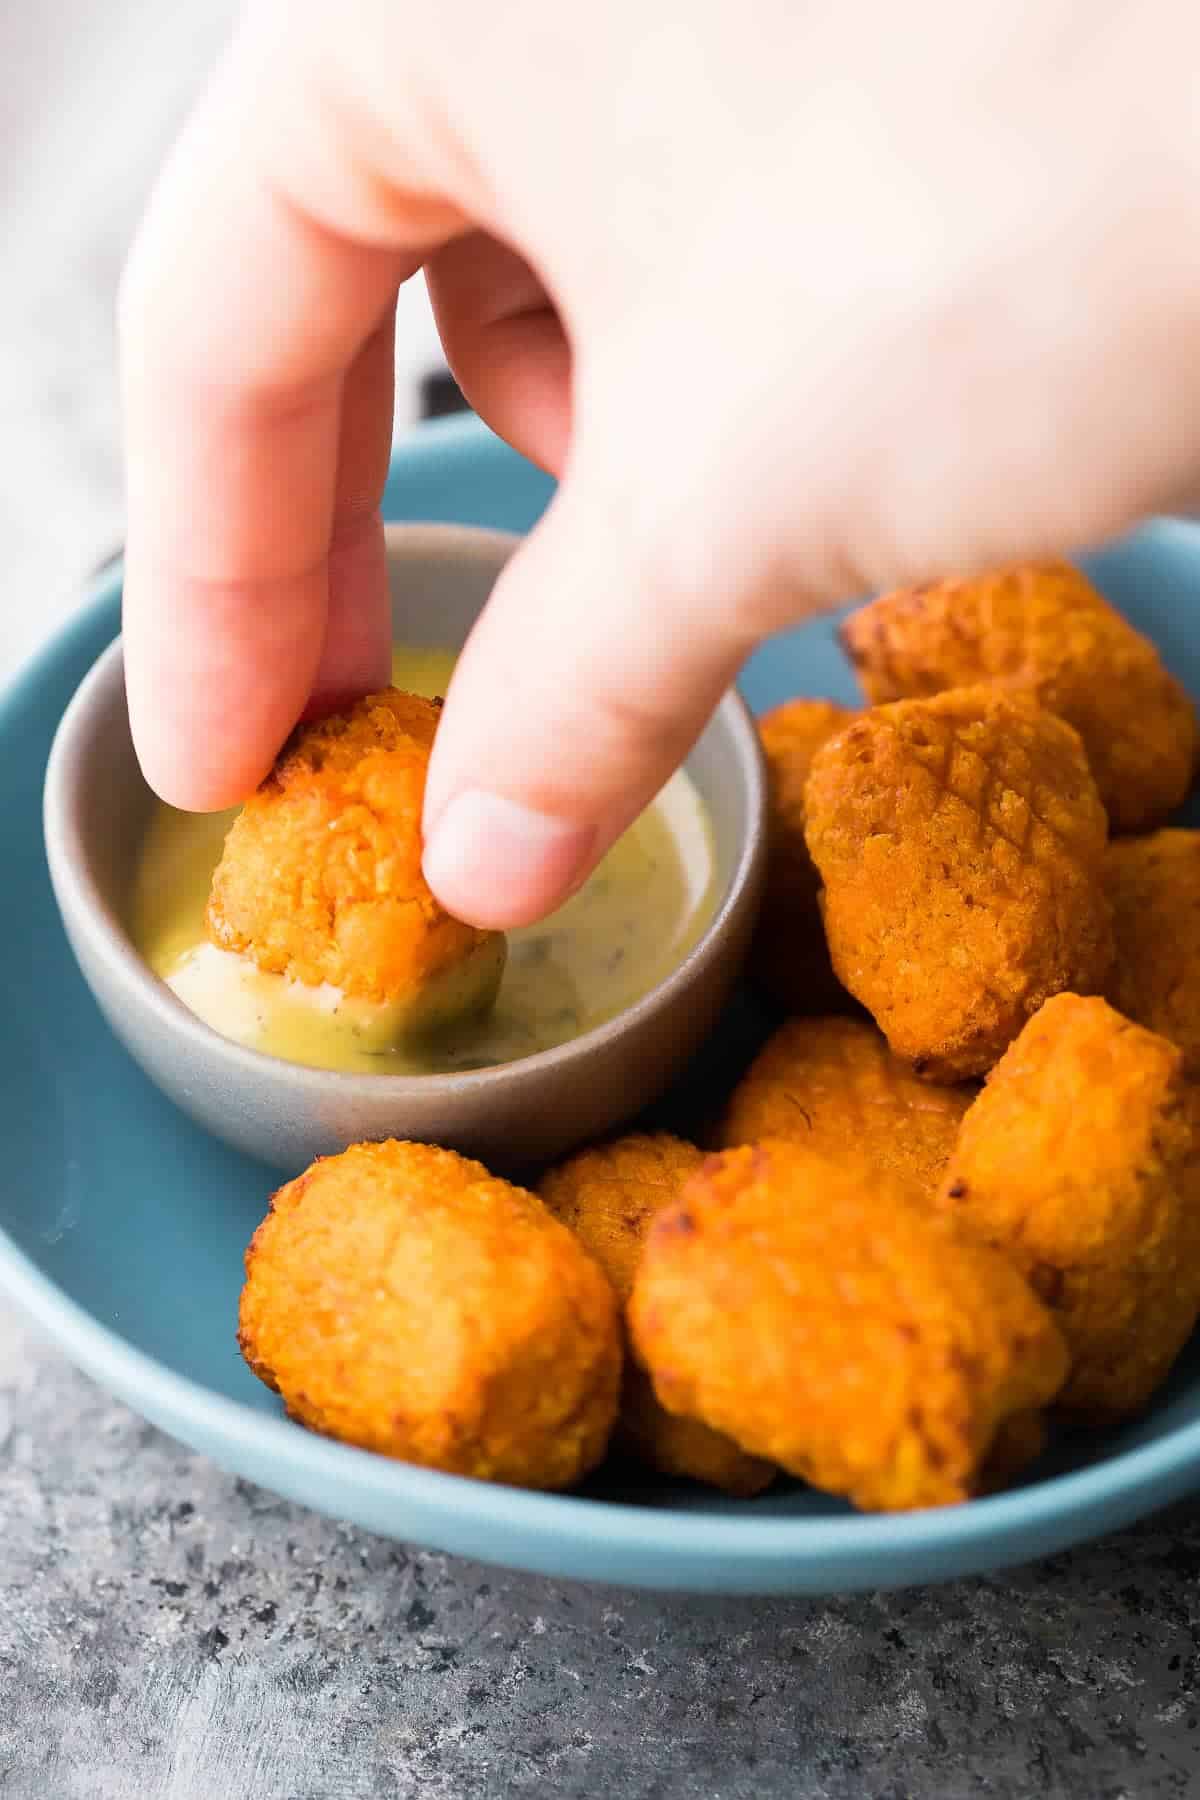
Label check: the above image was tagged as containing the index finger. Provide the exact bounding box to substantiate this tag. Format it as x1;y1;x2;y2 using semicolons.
119;17;450;809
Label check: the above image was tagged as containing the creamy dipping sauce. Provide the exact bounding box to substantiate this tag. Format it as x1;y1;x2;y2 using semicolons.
128;647;718;1076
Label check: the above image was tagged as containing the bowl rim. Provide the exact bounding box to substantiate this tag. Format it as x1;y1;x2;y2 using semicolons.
43;520;768;1101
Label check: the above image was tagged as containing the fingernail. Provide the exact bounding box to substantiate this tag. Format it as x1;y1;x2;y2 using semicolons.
423;791;596;929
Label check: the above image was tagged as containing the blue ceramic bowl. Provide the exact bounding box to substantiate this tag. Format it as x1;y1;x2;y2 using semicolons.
5;413;1200;1594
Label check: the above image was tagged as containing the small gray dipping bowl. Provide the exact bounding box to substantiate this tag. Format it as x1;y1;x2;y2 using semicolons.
44;523;766;1171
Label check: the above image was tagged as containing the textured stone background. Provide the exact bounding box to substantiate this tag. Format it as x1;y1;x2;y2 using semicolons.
4;8;1200;1798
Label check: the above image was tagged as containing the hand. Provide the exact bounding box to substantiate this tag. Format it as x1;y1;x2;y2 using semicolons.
120;0;1200;928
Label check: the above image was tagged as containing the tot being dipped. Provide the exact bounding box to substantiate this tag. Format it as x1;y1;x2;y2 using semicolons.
239;1140;622;1489
936;994;1200;1425
839;560;1197;832
804;686;1113;1080
128;647;721;1080
539;1134;776;1496
715;1015;974;1204
629;1142;1069;1512
205;690;506;1048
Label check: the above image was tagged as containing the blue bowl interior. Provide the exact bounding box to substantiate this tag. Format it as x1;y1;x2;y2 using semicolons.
6;413;1200;1591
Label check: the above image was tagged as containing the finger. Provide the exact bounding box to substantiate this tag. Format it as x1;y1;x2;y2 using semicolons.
301;313;396;721
120;19;451;810
422;478;753;929
426;231;571;475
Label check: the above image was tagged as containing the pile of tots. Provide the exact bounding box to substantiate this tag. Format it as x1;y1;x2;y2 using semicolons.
233;560;1200;1512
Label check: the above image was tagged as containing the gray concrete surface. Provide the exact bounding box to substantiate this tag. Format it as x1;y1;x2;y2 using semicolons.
2;1313;1199;1799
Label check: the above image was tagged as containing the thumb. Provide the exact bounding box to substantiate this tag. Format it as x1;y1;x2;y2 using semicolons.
421;476;754;929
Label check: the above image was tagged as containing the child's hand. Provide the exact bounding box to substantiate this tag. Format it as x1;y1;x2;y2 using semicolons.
120;0;1200;927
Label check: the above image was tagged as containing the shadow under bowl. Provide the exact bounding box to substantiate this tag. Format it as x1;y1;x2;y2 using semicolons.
43;523;766;1171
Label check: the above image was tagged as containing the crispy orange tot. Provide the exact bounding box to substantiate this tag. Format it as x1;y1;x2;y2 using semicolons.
239;1141;621;1489
804;687;1113;1080
839;560;1197;832
1104;830;1200;1076
207;689;504;1023
628;1142;1068;1512
715;1016;974;1203
937;995;1200;1424
750;697;859;1014
539;1134;775;1495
